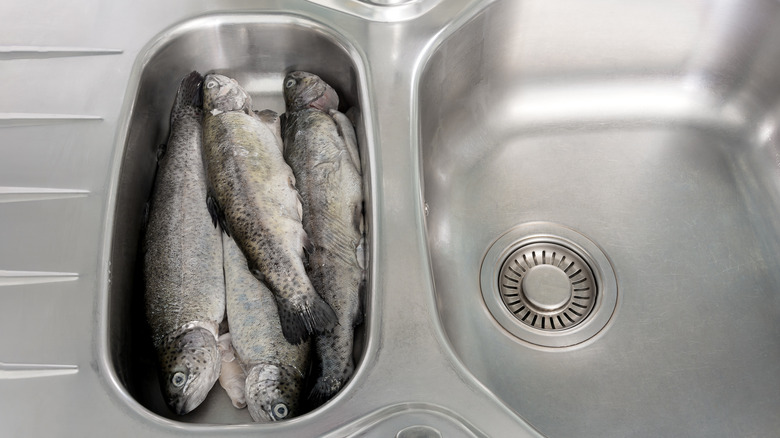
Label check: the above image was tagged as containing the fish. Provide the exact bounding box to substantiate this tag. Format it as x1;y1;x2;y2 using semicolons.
217;332;247;409
200;73;337;345
143;71;225;415
223;235;311;422
282;71;365;401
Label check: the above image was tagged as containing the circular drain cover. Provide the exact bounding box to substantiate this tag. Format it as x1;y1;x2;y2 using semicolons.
499;242;596;331
522;265;572;311
480;222;618;348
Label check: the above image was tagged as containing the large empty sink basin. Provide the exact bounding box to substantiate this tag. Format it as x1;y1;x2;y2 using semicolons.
420;0;780;436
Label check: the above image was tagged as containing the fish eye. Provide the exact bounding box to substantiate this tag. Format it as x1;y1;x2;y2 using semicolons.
171;371;187;388
206;81;218;89
272;403;289;419
285;78;296;89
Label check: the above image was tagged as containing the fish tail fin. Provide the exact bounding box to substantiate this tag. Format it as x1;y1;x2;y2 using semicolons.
176;71;204;109
309;382;334;405
276;294;337;345
309;375;344;405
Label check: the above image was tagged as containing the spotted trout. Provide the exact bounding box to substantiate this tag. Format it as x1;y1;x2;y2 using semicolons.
201;73;337;345
223;235;311;422
282;71;365;401
143;71;225;415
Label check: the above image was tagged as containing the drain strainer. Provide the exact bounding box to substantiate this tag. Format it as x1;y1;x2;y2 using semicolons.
499;242;596;331
481;222;618;348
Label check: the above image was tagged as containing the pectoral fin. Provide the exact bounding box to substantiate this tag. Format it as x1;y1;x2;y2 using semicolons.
329;109;361;175
206;194;231;237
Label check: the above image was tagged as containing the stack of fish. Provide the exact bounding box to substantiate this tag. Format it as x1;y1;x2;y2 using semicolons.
143;70;365;422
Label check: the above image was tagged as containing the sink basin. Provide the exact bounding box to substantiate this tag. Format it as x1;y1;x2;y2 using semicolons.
107;14;370;425
419;0;780;436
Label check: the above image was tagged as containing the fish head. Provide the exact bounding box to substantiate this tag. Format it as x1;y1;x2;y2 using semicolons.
158;324;221;415
283;71;339;112
245;363;305;422
202;73;251;115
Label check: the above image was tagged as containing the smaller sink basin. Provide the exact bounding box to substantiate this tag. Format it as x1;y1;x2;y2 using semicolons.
106;14;370;425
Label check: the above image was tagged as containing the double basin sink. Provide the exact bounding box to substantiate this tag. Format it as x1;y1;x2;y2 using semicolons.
104;0;780;436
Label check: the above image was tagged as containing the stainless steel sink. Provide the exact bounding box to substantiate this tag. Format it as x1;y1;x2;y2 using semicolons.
419;1;780;437
99;5;540;438
108;14;370;425
3;0;780;436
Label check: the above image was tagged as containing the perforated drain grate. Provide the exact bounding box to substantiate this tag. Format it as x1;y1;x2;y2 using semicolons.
499;243;596;331
480;222;618;348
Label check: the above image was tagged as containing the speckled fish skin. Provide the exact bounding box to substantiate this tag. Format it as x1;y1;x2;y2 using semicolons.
143;71;225;415
201;73;337;345
223;235;310;422
282;71;365;402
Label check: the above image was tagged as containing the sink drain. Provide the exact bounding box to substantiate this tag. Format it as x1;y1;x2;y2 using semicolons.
481;223;617;348
499;243;595;331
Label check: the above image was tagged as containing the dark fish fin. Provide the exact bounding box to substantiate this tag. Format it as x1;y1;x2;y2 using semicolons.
275;297;309;345
276;294;338;345
176;71;204;109
309;380;339;406
206;194;219;228
206;194;230;237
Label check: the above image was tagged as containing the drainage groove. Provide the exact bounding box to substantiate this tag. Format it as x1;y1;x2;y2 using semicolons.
499;243;596;331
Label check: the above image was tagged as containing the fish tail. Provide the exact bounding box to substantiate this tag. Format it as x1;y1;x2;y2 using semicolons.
276;294;337;345
309;323;356;404
175;71;204;109
309;375;344;405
